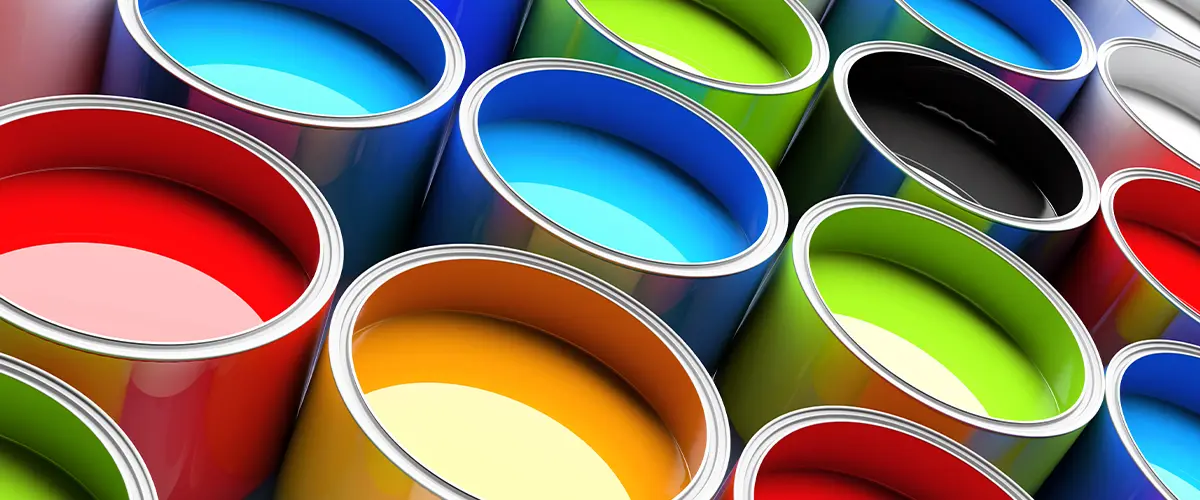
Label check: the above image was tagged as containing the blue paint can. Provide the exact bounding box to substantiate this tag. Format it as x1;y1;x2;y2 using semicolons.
101;0;466;281
417;58;788;369
430;0;532;85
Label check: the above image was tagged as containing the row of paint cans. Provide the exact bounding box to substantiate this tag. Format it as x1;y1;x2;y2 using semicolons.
513;0;829;165
1040;340;1200;499
0;352;154;499
780;41;1099;273
275;244;730;499
820;0;1096;117
0;96;343;498
724;407;1030;499
418;58;788;369
0;0;116;105
1070;0;1200;57
1064;37;1200;184
718;194;1104;491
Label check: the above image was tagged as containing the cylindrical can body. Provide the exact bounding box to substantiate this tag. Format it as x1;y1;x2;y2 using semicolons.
1061;37;1200;184
1056;168;1200;364
1069;0;1200;58
718;195;1104;492
277;244;731;499
417;59;788;369
0;352;156;500
1040;340;1200;499
779;41;1099;274
0;96;343;500
804;0;833;20
513;0;829;165
429;0;530;84
0;0;115;104
102;0;465;280
821;0;1095;117
723;407;1030;499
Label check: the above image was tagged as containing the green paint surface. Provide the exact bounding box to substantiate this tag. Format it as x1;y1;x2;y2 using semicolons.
579;0;789;84
0;438;91;499
811;251;1059;421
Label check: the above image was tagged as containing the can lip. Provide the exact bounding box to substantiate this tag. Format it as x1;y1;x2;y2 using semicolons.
1097;37;1200;173
893;0;1096;79
115;0;466;129
564;0;830;94
0;95;344;362
833;40;1101;232
1105;339;1200;499
1125;0;1200;52
730;406;1030;500
457;57;789;278
1100;167;1200;325
326;244;731;500
0;352;157;499
790;194;1105;437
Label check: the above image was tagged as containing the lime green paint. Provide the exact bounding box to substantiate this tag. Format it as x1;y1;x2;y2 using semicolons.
0;438;91;499
579;0;789;84
811;252;1059;421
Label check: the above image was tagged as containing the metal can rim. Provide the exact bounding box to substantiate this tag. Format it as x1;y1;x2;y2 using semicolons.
832;40;1101;232
789;194;1105;437
114;0;467;129
325;243;732;500
1123;0;1200;53
0;95;344;362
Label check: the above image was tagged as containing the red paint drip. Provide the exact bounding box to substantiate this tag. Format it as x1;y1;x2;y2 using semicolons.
755;470;909;499
1119;219;1200;313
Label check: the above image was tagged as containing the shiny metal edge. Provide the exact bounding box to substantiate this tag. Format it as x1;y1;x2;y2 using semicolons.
789;194;1105;437
115;0;466;129
1127;0;1200;52
457;57;789;278
326;244;731;500
833;40;1101;232
0;95;344;362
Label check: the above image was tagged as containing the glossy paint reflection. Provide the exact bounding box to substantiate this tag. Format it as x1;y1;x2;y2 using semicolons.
1124;395;1200;498
903;0;1053;69
0;438;92;500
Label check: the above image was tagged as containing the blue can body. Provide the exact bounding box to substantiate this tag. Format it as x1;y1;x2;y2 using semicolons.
101;0;466;281
417;59;788;369
430;0;530;85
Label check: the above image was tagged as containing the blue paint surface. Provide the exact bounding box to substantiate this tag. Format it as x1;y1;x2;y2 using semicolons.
480;121;749;263
143;0;428;116
1124;395;1200;499
903;0;1052;70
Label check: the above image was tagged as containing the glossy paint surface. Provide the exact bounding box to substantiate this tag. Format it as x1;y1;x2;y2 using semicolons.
1124;395;1200;498
481;120;749;263
904;0;1052;69
1119;220;1200;313
1118;85;1200;167
0;438;91;500
143;0;427;116
755;471;905;499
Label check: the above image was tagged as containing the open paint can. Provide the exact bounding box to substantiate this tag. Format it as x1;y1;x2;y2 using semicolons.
102;0;465;280
1040;340;1200;498
1069;0;1200;57
821;0;1095;116
277;244;730;499
0;96;343;499
0;0;115;104
428;0;532;85
0;352;155;499
1063;37;1200;184
723;407;1029;499
418;58;788;369
513;0;828;165
781;41;1098;274
1057;168;1200;363
718;194;1104;492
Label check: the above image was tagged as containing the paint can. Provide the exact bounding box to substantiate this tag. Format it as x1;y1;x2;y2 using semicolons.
1040;340;1200;499
779;41;1098;274
1069;0;1200;57
417;58;788;369
0;95;343;499
429;0;532;85
717;194;1104;492
0;352;156;499
102;0;465;280
723;406;1030;499
0;0;115;105
276;244;731;499
821;0;1095;117
1057;168;1200;364
512;0;829;165
1062;37;1200;184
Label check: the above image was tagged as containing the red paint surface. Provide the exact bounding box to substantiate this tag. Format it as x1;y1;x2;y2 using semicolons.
0;168;308;341
1119;219;1200;313
755;470;907;499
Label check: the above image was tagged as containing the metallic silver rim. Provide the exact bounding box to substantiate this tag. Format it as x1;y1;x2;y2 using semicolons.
1126;0;1200;52
790;194;1105;437
116;0;466;128
327;244;731;500
0;95;344;361
834;41;1100;231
